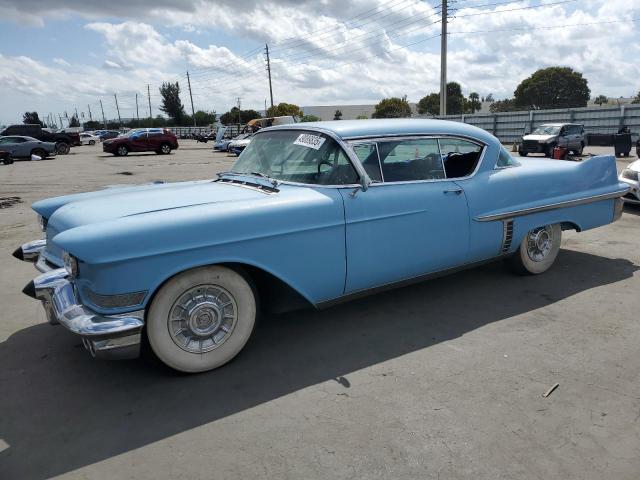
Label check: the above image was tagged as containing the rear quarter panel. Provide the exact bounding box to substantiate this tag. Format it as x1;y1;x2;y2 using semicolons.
457;154;626;260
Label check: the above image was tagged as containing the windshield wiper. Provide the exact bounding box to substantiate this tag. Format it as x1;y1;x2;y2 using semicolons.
216;171;280;189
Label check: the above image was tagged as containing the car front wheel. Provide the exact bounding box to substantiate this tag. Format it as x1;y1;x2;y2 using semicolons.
146;265;257;373
158;143;172;154
508;224;562;275
89;140;96;145
31;148;47;159
116;145;129;156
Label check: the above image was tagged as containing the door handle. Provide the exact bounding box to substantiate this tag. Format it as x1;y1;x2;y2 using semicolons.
443;188;463;195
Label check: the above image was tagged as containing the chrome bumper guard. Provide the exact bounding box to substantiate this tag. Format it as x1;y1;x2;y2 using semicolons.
27;268;144;360
13;239;46;262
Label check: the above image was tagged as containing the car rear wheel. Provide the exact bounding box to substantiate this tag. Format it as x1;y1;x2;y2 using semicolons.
89;140;96;145
158;143;172;154
508;224;562;275
574;142;584;156
518;149;528;157
116;145;129;156
146;265;257;373
55;142;70;155
31;148;47;159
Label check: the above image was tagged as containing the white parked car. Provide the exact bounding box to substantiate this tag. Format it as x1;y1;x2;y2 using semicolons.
619;159;640;204
80;133;100;145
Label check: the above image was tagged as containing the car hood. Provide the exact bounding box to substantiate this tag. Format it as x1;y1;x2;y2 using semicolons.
523;134;556;142
35;180;268;233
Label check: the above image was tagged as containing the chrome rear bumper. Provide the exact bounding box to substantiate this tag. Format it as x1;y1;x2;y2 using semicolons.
24;268;144;360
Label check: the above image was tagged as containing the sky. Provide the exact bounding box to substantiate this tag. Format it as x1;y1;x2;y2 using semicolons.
0;0;638;125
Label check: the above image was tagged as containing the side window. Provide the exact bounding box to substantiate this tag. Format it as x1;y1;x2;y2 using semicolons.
376;138;445;182
438;138;483;179
352;143;382;182
496;146;519;168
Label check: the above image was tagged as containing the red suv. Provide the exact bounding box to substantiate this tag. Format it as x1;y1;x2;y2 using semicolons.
102;128;179;156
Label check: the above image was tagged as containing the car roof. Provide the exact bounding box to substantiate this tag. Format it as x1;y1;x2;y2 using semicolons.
0;135;36;141
539;123;581;126
263;118;499;144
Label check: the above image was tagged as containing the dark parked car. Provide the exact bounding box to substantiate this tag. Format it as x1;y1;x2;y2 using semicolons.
0;124;79;154
102;128;179;156
0;136;57;159
98;130;120;141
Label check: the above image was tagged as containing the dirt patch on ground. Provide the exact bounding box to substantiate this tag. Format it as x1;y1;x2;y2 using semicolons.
0;196;22;209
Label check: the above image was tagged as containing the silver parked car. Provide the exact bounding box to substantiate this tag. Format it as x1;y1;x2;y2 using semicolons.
0;136;57;159
519;123;585;157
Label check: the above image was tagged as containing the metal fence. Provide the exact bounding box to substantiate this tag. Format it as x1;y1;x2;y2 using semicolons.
433;104;640;144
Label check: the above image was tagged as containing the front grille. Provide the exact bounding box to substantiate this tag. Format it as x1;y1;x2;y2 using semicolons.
523;140;541;152
622;169;638;181
84;288;147;309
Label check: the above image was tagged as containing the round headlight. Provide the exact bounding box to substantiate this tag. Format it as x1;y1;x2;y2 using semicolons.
62;252;79;278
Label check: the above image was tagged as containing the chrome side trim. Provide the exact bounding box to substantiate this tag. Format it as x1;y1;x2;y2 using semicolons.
317;254;509;309
474;188;630;222
30;268;144;360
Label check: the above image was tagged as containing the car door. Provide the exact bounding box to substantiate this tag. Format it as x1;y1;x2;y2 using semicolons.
128;130;148;151
340;137;471;294
0;137;25;156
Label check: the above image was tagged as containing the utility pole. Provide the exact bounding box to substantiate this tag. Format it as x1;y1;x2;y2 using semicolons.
99;99;106;128
87;104;93;122
135;93;140;126
59;114;64;128
265;44;274;110
237;97;242;126
186;71;197;126
439;0;448;116
147;84;152;119
75;107;79;122
114;93;122;126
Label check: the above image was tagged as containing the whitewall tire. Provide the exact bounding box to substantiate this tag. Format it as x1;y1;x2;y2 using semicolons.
147;265;257;373
509;224;562;275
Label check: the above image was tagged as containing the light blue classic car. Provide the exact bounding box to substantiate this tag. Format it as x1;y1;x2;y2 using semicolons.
14;119;628;372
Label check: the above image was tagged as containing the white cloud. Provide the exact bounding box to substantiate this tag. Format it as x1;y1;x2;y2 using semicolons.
0;0;639;124
53;57;71;67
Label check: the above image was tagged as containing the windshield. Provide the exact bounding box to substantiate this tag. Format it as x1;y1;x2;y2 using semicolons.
532;125;561;135
230;129;359;185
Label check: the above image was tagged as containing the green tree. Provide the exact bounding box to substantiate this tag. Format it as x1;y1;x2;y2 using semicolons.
68;114;80;127
631;91;640;104
219;107;261;125
417;93;439;115
159;82;187;124
83;120;101;130
467;92;481;113
193;110;217;125
417;82;466;116
356;114;368;119
333;109;343;120
485;93;494;102
514;67;590;110
372;96;412;118
489;98;517;113
22;111;44;125
593;95;608;106
266;102;303;118
299;114;321;122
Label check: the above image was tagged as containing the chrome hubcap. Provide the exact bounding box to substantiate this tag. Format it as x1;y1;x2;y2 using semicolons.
162;145;170;153
526;226;553;262
168;285;237;353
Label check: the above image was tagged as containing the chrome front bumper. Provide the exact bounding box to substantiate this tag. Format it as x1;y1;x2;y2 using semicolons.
15;241;144;360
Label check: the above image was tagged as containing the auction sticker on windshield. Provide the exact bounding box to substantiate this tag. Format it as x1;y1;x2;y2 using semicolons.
293;133;326;150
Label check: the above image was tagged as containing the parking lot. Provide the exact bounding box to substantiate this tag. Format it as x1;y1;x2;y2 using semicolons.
1;142;639;479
